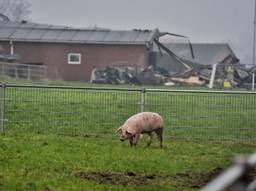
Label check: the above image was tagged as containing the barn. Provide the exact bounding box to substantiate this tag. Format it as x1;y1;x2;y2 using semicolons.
0;19;240;84
0;20;162;81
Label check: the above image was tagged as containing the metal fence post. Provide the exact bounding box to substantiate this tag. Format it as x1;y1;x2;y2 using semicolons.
140;88;145;112
0;83;5;134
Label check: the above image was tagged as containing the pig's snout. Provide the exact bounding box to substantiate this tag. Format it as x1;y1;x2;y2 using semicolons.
120;135;126;141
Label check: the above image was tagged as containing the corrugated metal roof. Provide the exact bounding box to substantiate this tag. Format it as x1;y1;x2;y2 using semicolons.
164;43;238;65
26;29;46;40
0;21;159;45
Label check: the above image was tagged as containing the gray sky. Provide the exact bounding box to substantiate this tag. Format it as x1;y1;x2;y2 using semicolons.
27;0;255;64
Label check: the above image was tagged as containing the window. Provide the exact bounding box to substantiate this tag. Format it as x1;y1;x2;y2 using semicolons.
68;53;81;64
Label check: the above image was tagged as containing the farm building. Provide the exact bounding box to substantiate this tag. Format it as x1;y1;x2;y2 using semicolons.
0;18;240;83
0;19;163;81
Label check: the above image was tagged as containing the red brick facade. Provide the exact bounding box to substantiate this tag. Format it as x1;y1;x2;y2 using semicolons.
1;41;149;81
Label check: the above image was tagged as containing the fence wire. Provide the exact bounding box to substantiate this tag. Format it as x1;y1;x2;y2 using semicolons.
2;84;256;142
145;90;256;141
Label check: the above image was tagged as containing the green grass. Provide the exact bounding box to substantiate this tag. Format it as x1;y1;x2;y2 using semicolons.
0;132;255;191
1;82;256;190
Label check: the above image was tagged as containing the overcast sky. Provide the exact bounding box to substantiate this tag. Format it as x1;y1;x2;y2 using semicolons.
27;0;255;64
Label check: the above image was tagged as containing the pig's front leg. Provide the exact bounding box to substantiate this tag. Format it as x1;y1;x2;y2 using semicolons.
132;134;141;147
129;137;133;147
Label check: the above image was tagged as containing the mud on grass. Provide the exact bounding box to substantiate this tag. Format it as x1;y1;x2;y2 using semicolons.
74;168;223;189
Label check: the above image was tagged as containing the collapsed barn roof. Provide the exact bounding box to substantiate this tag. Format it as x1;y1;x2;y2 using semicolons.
165;43;239;65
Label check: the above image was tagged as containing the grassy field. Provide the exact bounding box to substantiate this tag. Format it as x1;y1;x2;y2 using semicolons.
0;132;255;191
1;82;256;190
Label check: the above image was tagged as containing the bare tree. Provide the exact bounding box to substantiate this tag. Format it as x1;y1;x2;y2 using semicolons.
0;0;31;21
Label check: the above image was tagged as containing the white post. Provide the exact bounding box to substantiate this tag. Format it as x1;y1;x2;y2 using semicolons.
209;63;218;89
10;40;14;55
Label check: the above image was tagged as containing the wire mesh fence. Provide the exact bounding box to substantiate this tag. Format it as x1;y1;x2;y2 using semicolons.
145;90;256;141
1;84;256;142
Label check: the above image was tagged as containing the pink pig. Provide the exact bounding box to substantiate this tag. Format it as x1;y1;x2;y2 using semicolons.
116;112;164;148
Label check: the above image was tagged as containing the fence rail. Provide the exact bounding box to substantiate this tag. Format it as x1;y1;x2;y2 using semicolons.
1;83;256;142
0;62;47;80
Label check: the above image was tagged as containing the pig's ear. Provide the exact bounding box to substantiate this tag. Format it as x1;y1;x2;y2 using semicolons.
115;127;122;133
126;126;136;135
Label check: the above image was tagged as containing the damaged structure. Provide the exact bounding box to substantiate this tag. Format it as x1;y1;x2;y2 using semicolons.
90;40;256;88
0;17;253;88
164;43;256;88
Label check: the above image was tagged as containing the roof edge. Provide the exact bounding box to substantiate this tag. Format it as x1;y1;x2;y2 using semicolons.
0;38;149;45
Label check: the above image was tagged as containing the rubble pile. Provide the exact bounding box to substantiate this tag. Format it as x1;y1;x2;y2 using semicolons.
90;66;165;85
90;64;256;88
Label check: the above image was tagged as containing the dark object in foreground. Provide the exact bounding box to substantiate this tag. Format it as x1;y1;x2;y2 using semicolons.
201;153;256;191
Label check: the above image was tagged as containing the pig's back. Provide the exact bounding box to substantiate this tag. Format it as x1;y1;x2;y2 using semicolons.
125;112;163;130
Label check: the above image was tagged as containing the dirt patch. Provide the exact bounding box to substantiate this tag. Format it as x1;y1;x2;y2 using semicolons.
74;171;156;186
74;168;223;189
173;168;223;189
43;187;55;191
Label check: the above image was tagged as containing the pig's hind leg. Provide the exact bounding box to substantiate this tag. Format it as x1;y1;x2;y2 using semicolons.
155;128;163;148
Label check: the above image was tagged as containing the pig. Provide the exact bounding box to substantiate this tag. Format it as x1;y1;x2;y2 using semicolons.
116;112;164;148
